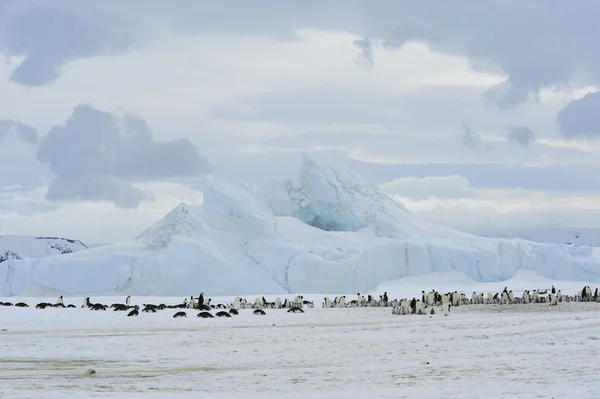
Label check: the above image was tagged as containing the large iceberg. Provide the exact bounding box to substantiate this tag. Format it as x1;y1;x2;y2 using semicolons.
1;154;599;296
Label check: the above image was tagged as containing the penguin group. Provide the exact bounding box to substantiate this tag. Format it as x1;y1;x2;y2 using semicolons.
3;285;598;320
390;284;600;317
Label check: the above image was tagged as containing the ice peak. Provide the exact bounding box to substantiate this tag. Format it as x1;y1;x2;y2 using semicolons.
284;152;408;232
137;202;206;247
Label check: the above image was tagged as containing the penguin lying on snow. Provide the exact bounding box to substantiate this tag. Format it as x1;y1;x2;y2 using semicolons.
215;311;231;318
287;307;304;313
173;311;187;318
197;311;214;318
253;309;266;315
127;309;139;317
229;309;239;315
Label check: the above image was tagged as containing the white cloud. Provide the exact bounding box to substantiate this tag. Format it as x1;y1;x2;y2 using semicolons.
378;174;600;235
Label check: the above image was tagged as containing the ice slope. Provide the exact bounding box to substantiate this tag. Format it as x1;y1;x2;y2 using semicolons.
0;235;87;264
1;154;600;296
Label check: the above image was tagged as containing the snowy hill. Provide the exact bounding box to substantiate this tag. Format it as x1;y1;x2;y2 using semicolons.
0;235;88;264
1;154;600;296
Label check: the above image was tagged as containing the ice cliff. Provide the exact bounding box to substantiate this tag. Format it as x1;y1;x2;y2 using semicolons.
0;235;87;264
1;154;599;296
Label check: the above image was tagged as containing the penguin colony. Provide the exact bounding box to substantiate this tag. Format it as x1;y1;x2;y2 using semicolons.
1;285;599;319
0;293;316;319
387;285;600;316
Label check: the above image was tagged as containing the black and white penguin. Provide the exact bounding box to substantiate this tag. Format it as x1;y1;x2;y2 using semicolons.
173;311;187;318
253;309;266;315
229;308;239;315
197;311;214;318
409;298;417;314
215;311;232;318
198;292;204;308
551;285;556;294
15;302;28;307
127;309;139;317
142;306;156;313
287;307;304;313
382;292;389;303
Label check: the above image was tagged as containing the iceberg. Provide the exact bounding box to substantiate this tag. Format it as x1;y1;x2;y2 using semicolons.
1;154;599;296
0;235;87;263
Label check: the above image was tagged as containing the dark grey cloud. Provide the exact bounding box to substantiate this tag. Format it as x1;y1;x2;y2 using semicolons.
0;120;37;144
2;0;600;105
36;104;210;208
380;1;600;109
0;6;133;86
506;126;535;147
460;124;484;150
556;92;600;139
353;37;373;69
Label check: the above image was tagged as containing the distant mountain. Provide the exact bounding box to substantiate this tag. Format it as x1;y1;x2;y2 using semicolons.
0;235;88;263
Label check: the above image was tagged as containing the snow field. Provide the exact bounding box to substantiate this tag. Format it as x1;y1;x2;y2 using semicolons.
1;297;600;398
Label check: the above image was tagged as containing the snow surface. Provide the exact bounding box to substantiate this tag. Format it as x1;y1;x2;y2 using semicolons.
2;276;600;398
0;235;87;264
2;154;600;297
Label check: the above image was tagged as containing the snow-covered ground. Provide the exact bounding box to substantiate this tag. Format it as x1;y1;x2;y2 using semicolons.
2;275;600;398
1;301;600;398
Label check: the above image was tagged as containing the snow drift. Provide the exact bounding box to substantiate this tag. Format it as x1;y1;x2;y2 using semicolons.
0;235;87;264
2;154;600;296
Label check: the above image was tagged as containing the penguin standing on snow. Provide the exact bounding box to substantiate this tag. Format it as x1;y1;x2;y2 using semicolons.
382;292;389;304
198;293;204;308
551;285;556;294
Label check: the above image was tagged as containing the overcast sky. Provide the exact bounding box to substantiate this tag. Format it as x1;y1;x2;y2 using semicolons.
1;0;600;243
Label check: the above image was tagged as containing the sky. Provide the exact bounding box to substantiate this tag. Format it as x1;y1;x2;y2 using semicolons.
1;0;600;244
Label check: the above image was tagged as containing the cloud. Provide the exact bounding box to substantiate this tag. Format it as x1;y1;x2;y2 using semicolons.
0;119;37;144
36;104;210;208
395;189;600;236
353;37;373;69
2;0;599;103
506;126;535;147
379;175;472;200
555;92;600;139
459;123;485;150
0;6;133;86
0;180;204;242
